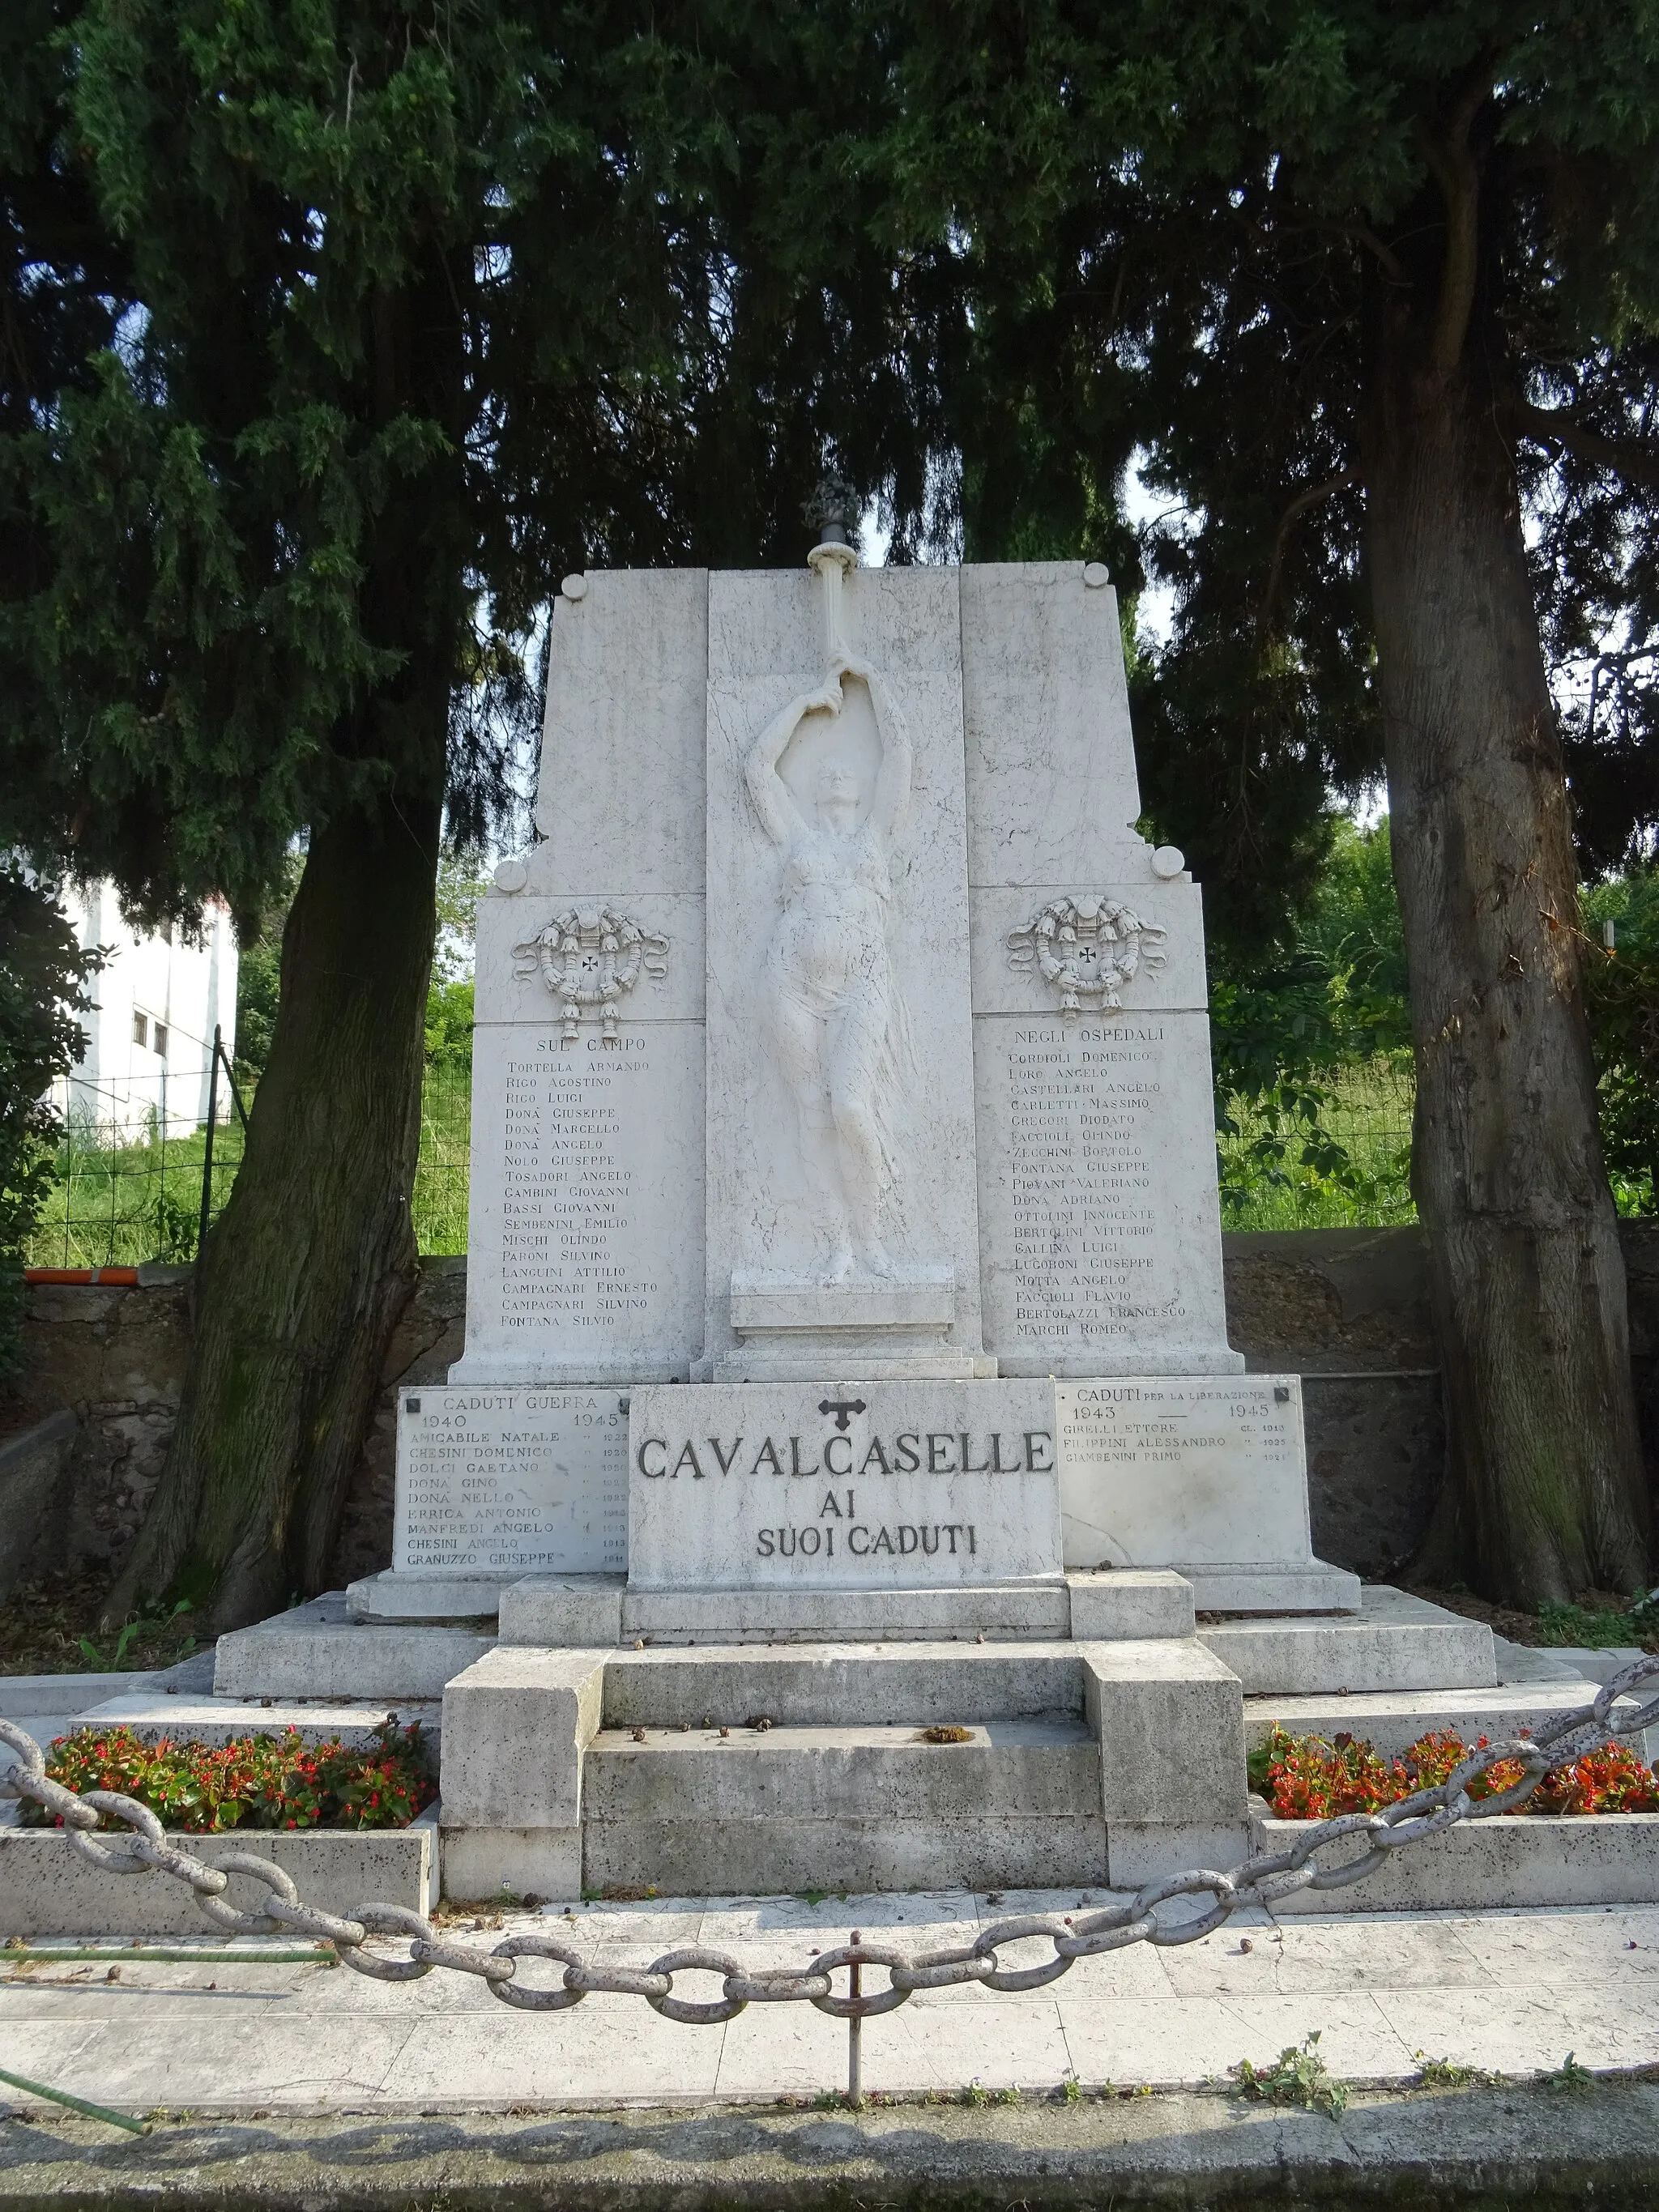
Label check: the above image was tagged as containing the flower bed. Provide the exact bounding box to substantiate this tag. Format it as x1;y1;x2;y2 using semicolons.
19;1717;436;1834
1252;1724;1659;1820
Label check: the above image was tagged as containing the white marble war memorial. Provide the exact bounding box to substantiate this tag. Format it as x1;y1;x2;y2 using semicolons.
347;518;1361;1635
215;503;1518;1906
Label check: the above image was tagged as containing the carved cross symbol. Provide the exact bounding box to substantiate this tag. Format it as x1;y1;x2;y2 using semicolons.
818;1396;867;1432
579;952;601;974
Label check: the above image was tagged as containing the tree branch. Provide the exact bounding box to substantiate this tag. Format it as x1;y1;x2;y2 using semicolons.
1416;84;1487;376
1512;401;1659;494
1257;469;1358;641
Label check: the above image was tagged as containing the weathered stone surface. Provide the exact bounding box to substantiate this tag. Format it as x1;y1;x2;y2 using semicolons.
213;1595;493;1700
582;1719;1107;1895
390;1386;627;1577
439;1646;607;1831
627;1379;1063;1592
1258;1808;1659;1912
1080;1639;1249;1828
0;1810;437;1935
1198;1584;1495;1695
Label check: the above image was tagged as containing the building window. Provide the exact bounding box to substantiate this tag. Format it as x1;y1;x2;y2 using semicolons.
133;1010;148;1048
152;1021;168;1059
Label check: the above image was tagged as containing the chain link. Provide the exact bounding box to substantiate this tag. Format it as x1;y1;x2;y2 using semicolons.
4;1652;1657;2020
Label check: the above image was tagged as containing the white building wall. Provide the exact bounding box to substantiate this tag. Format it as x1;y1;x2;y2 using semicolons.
55;885;239;1140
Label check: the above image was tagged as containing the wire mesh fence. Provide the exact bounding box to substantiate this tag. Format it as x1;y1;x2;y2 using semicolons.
26;1055;473;1270
413;1059;470;1256
27;1063;245;1270
1217;1054;1418;1230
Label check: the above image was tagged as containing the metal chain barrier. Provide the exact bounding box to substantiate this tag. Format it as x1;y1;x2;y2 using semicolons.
5;1652;1659;2099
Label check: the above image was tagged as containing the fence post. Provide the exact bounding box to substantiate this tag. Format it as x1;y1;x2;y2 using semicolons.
198;1026;221;1268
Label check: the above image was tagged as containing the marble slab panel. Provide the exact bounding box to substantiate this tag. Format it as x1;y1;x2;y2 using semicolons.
1055;1375;1314;1573
451;1016;703;1384
970;881;1208;1017
701;565;984;1372
472;890;702;1026
628;1380;1061;1590
960;564;1148;887
527;567;708;894
393;1386;628;1576
975;1011;1239;1374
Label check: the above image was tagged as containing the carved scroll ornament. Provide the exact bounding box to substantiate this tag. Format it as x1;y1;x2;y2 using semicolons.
514;906;668;1044
1008;895;1167;1015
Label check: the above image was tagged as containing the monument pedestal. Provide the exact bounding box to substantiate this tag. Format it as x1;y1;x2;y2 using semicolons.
213;552;1520;1902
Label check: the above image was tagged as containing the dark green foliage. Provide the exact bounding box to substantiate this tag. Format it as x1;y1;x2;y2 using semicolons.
1210;818;1410;1208
1583;871;1659;1216
424;978;475;1070
0;868;97;1379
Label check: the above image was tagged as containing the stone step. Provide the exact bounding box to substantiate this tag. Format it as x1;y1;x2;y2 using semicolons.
597;1641;1090;1728
1243;1678;1658;1761
72;1693;443;1747
495;1569;1197;1647
582;1718;1106;1894
1197;1585;1495;1695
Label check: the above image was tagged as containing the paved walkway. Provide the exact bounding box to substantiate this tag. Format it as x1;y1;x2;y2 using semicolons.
4;1891;1659;2115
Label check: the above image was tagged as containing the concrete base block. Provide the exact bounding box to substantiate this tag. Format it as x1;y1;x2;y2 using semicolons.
499;1575;627;1647
72;1694;442;1747
1081;1640;1250;1827
345;1571;509;1623
1065;1570;1194;1639
1256;1810;1659;1912
598;1642;1090;1728
1244;1680;1653;1760
1182;1562;1361;1615
441;1824;582;1904
1196;1585;1495;1695
1107;1821;1253;1888
617;1583;1073;1644
214;1596;493;1700
0;1808;438;1936
440;1648;607;1831
582;1719;1107;1894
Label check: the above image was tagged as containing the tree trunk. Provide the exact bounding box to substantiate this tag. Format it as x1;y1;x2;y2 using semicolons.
112;261;464;1635
112;791;441;1630
1364;326;1648;1605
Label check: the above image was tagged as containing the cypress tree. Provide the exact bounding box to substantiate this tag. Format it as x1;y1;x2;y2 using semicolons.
2;0;939;1628
908;0;1659;1604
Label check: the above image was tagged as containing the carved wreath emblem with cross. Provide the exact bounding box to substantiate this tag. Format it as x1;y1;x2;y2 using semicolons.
513;906;669;1044
1007;895;1167;1015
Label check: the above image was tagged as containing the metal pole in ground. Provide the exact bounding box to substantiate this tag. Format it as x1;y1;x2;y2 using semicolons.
197;1026;220;1266
847;1929;862;2105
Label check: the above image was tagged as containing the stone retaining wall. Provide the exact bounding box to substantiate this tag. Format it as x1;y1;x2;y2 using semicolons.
3;1228;1655;1591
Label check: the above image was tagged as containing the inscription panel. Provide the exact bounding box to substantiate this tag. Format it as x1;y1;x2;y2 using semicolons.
974;1012;1239;1375
1056;1375;1312;1571
394;1387;627;1575
452;1021;703;1383
629;1380;1061;1589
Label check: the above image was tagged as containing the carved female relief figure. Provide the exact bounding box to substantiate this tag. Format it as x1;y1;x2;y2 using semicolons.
745;650;915;1282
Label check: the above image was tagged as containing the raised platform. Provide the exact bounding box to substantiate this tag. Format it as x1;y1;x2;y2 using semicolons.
438;1635;1251;1901
1196;1584;1495;1694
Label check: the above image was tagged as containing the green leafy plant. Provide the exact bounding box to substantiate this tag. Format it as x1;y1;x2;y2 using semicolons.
1537;1600;1654;1652
1060;2074;1083;2104
1231;2031;1348;2120
21;1718;435;1833
1414;2053;1499;2090
1538;2053;1593;2095
78;1601;193;1673
960;2080;990;2108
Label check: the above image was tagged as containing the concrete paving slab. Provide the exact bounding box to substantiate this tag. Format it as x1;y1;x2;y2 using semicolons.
1;1890;1656;2120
